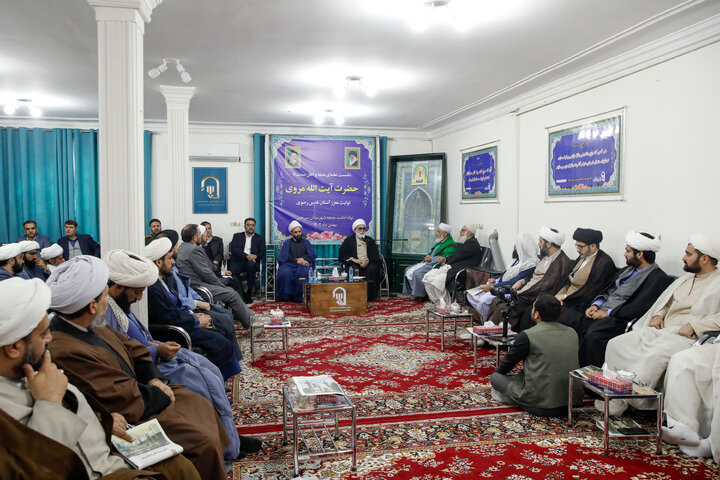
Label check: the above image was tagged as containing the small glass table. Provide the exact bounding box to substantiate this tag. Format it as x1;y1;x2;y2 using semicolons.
466;327;517;372
249;318;291;364
425;308;473;351
568;368;663;456
282;384;357;476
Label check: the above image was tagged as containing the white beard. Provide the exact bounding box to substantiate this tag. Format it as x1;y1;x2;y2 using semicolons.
458;234;467;244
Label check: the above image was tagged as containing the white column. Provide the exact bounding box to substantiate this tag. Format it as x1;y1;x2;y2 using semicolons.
159;85;195;229
87;0;162;255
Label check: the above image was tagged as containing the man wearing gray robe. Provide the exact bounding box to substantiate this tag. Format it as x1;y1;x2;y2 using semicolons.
602;233;720;416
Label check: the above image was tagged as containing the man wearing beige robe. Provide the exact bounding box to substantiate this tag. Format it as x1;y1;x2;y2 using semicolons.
602;233;720;416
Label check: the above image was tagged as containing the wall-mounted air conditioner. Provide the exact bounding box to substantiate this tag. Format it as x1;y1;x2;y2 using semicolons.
189;142;242;162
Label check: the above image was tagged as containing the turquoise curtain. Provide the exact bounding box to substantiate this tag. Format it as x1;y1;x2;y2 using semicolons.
313;243;341;261
379;136;388;256
144;131;153;235
252;133;265;236
0;127;98;243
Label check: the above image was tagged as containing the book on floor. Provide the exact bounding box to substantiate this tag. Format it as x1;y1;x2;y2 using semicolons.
595;418;650;437
111;419;183;469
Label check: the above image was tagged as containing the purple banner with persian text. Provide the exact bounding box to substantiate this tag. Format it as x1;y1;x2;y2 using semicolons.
462;145;497;200
269;135;376;245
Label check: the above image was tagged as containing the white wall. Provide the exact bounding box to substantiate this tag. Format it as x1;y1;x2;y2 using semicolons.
433;41;720;276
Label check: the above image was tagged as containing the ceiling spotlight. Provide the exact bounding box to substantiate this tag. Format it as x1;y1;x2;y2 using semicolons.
3;99;41;117
334;75;377;98
314;109;344;126
147;58;192;83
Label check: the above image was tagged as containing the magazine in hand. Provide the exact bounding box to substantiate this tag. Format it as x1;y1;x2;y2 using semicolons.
292;375;344;397
111;419;183;469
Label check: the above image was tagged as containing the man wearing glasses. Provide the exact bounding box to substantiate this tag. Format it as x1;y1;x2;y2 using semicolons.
338;219;381;301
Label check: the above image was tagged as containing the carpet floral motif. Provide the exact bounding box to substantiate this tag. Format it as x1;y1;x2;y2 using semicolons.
333;343;447;376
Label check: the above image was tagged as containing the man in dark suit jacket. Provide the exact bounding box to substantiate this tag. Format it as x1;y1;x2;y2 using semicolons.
15;219;51;250
338;219;381;300
201;221;224;276
57;219;100;260
228;218;265;303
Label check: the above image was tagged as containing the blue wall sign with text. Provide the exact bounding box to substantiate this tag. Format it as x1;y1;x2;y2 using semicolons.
462;145;497;200
193;167;228;214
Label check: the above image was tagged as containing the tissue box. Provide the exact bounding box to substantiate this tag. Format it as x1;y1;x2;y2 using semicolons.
587;371;633;393
473;325;504;336
435;306;450;314
315;394;338;406
329;276;344;282
268;315;284;325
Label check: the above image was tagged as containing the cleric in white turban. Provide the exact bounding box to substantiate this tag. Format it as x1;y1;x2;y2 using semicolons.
403;222;458;298
625;231;662;252
539;226;565;247
104;249;158;289
144;237;173;262
47;255;109;315
0;277;51;345
339;218;381;300
0;243;24;280
602;232;720;418
40;243;65;273
276;220;316;301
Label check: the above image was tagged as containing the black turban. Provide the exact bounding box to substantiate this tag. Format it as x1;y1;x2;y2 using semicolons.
573;228;603;245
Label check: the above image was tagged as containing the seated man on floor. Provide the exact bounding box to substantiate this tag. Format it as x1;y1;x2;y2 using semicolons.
143;240;242;380
145;218;162;245
46;256;231;480
403;223;456;300
423;224;484;304
562;231;672;367
17;240;48;280
486;226;573;332
277;220;317;302
338;218;381;301
0;243;23;281
15;219;51;249
467;233;539;322
662;340;720;461
40;243;65;275
228;217;265;304
0;277;200;480
57;219;101;259
602;233;720;417
490;294;584;416
176;224;254;328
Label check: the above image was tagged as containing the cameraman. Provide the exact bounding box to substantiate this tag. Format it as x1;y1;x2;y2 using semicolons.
490;294;584;416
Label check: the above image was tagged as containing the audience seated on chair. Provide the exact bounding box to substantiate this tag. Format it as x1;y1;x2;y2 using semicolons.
338;218;381;301
145;218;162;246
276;220;317;302
15;219;51;249
57;219;100;260
0;243;23;281
490;294;584;417
423;224;484;305
40;243;65;275
201;221;225;276
17;240;48;281
228;217;265;304
402;222;456;300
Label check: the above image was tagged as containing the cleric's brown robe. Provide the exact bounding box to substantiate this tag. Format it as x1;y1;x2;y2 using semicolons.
49;323;229;480
0;407;199;480
487;250;574;329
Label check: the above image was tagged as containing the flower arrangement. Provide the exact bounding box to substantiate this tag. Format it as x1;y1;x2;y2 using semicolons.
306;231;346;241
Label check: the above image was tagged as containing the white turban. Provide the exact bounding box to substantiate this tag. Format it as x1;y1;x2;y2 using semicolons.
539;226;565;246
197;224;206;236
288;220;302;233
0;278;51;346
0;243;21;261
625;231;662;252
47;256;109;314
40;243;63;261
438;223;452;234
104;249;159;288
689;233;720;261
144;238;172;262
352;219;366;231
18;240;40;253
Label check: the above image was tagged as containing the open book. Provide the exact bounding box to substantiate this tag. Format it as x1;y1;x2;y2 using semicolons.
292;375;344;397
111;419;183;469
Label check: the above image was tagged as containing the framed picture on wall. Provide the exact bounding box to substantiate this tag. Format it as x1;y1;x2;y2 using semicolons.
546;108;625;202
192;167;228;213
461;142;498;203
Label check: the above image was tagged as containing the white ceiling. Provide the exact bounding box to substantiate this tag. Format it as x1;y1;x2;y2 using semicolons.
1;0;719;131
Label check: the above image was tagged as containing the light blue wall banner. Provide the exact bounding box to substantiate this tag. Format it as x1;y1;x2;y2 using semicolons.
461;145;497;200
269;135;376;245
548;114;622;196
192;167;228;214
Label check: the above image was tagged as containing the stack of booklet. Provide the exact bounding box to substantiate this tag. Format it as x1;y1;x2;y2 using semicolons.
291;375;345;406
595;418;650;436
111;419;183;469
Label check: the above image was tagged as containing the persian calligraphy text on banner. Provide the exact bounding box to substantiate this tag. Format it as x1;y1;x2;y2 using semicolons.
461;145;497;200
548;114;622;197
269;135;376;245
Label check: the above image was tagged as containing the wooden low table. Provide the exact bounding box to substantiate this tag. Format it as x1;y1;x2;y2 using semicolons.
302;280;367;315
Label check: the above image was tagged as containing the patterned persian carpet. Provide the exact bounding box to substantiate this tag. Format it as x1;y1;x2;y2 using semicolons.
227;298;719;479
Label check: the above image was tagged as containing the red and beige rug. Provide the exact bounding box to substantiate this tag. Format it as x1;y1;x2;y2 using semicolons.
227;298;719;479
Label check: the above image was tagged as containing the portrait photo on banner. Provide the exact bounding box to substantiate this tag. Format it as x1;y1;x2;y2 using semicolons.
192;166;228;214
546;108;624;201
269;135;377;245
461;142;498;202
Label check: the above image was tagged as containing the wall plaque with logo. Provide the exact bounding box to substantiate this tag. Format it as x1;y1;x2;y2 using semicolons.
192;167;228;214
305;282;367;316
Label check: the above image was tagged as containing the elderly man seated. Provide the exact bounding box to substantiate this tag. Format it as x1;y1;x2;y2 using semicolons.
467;233;539;322
46;256;231;480
0;277;200;479
601;233;720;417
277;220;317;302
403;223;456;300
40;243;65;274
338;218;381;301
422;224;485;304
